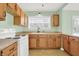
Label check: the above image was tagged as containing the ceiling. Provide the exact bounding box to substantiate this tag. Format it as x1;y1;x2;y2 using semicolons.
18;3;65;12
63;3;79;11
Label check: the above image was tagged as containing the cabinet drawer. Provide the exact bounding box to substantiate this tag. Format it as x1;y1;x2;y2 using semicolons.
2;42;17;56
9;50;17;56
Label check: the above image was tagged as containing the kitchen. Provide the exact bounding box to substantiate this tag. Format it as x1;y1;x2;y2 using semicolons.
0;3;79;56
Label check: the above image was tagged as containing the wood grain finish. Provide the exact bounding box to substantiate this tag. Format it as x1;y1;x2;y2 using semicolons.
69;37;79;56
52;14;59;27
63;35;70;53
0;3;6;20
1;42;17;56
29;34;61;49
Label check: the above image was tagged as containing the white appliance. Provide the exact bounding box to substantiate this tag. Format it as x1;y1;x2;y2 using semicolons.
17;35;29;56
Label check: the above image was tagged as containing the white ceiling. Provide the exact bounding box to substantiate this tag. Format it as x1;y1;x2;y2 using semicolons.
18;3;65;12
63;3;79;11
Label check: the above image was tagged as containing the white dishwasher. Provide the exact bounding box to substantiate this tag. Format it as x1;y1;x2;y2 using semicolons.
17;35;29;56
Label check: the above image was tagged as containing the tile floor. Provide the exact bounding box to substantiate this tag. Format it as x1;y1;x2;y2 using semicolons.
29;49;69;56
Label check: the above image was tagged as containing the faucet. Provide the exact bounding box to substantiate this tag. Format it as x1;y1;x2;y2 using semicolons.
37;27;40;33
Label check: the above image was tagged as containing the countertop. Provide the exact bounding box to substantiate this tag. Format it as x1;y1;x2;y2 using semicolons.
28;32;62;34
0;39;17;50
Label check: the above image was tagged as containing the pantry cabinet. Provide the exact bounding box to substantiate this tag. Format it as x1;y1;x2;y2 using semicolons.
51;14;59;27
1;42;17;56
0;3;6;20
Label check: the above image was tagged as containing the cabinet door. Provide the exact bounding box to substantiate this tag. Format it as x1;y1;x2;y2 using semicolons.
21;11;25;26
29;38;37;48
52;14;59;26
0;50;1;56
7;3;16;10
7;3;16;15
55;35;61;48
38;37;48;48
14;16;21;25
48;35;56;48
16;4;21;16
9;51;17;56
63;35;69;52
0;3;6;20
70;37;79;56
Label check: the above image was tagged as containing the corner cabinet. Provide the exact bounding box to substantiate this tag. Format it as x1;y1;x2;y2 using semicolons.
51;14;59;27
0;3;6;20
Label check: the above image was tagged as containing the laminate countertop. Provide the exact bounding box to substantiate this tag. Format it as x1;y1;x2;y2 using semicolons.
0;39;17;50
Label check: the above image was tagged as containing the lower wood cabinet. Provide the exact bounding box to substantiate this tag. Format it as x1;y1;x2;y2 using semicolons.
48;35;56;48
29;37;37;48
1;42;17;56
63;35;70;53
63;35;79;56
69;37;79;56
38;37;48;48
29;34;61;49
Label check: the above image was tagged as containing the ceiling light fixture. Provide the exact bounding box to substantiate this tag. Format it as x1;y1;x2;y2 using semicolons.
42;4;44;7
38;12;42;16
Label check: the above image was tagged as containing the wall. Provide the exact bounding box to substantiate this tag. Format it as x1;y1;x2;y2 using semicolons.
0;13;26;32
61;11;79;35
26;11;62;32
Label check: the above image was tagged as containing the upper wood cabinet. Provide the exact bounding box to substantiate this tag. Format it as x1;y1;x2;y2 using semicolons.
0;3;6;20
20;10;25;26
16;4;21;16
14;10;25;26
51;14;59;27
7;3;16;15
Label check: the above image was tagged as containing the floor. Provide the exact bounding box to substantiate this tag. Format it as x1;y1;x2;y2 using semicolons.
29;49;69;56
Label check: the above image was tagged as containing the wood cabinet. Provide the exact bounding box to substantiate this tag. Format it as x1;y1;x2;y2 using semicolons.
29;34;61;49
29;34;38;48
14;10;25;26
0;3;6;20
55;35;61;48
63;35;70;53
7;3;17;15
48;35;56;48
69;36;79;56
1;42;17;56
51;14;59;27
38;35;48;48
0;50;1;56
16;4;21;16
63;34;79;56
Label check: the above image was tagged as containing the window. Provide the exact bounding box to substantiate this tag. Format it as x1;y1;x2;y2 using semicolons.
28;16;51;32
72;16;79;35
